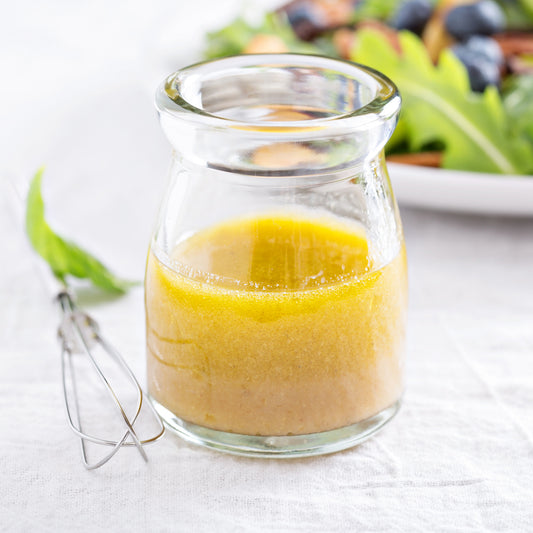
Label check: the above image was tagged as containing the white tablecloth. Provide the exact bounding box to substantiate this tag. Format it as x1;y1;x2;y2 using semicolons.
2;1;533;531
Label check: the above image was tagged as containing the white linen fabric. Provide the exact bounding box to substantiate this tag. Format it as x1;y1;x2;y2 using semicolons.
1;1;532;531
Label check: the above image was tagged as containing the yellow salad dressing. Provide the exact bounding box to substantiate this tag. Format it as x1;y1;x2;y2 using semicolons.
145;214;407;436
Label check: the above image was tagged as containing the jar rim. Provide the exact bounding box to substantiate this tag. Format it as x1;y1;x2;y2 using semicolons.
156;53;401;136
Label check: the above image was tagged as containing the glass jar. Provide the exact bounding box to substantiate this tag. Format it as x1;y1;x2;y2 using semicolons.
145;54;407;457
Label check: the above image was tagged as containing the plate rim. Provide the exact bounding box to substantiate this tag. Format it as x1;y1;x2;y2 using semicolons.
388;162;533;217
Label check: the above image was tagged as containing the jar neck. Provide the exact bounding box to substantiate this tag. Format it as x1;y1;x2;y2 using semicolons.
162;116;397;180
157;54;400;179
169;145;390;190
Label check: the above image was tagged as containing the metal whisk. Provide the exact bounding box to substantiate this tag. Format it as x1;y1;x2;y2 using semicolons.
57;286;165;469
6;176;164;470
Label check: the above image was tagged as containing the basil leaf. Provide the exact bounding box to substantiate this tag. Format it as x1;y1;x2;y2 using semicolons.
25;169;135;294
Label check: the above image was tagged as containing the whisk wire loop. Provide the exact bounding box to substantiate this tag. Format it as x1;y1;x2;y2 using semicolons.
58;290;164;469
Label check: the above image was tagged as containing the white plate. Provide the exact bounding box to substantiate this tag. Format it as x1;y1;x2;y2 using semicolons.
389;163;533;217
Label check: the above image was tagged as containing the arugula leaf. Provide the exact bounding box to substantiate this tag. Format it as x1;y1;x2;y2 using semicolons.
350;0;405;23
500;1;533;29
520;0;533;20
502;74;533;143
204;12;320;59
26;169;134;294
352;29;533;175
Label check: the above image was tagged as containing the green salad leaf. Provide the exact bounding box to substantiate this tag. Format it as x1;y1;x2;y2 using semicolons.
503;74;533;144
204;12;320;59
481;0;533;28
350;0;408;23
26;168;134;294
352;29;533;175
521;0;533;19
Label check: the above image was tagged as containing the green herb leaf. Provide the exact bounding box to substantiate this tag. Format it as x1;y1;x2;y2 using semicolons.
520;0;533;20
502;0;533;27
352;29;533;175
350;0;404;23
26;168;134;294
204;12;321;59
502;74;533;144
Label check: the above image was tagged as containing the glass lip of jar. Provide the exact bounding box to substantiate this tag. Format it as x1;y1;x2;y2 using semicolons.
155;53;401;137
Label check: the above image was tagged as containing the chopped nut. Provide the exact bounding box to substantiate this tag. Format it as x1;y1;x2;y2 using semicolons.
387;151;443;167
494;32;533;56
264;108;313;121
332;27;357;59
244;34;289;54
252;143;326;168
316;0;354;27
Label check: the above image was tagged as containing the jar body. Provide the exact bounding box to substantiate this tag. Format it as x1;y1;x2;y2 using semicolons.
146;55;407;456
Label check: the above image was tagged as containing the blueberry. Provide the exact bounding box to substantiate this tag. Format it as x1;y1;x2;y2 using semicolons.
286;4;319;27
451;44;501;91
464;35;504;67
285;4;324;40
391;0;434;35
445;1;505;40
